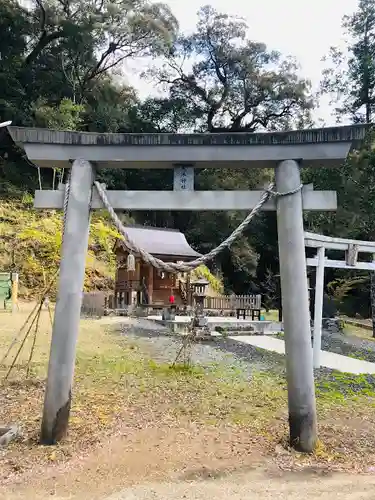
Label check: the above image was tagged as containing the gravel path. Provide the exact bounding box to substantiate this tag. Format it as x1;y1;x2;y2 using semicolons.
121;318;375;392
321;329;375;363
123;318;286;379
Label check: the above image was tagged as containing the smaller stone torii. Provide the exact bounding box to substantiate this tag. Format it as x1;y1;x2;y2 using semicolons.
6;124;369;453
305;232;375;368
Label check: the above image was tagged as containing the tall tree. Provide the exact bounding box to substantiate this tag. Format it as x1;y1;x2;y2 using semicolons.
0;0;178;123
140;5;315;291
25;0;178;91
321;0;375;123
148;5;313;132
0;0;178;194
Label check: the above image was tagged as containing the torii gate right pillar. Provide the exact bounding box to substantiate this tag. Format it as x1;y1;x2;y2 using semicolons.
276;160;316;452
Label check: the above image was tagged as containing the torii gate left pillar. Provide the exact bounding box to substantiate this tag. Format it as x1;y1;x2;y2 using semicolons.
7;124;367;451
41;159;94;443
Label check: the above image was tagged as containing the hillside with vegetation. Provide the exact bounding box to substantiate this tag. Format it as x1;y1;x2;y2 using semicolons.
0;199;223;297
1;0;375;314
0;199;118;296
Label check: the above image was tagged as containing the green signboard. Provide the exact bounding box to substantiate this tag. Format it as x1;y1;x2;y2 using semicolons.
0;272;12;308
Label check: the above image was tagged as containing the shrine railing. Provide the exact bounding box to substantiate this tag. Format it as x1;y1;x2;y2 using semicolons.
204;294;261;311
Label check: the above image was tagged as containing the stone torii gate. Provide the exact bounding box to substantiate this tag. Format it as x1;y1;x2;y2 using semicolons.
8;124;368;452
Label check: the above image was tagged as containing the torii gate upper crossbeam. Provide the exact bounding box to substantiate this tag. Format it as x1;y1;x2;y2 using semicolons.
7;124;368;169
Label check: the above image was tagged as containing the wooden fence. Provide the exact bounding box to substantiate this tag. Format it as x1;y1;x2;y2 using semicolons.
81;292;262;318
204;294;261;311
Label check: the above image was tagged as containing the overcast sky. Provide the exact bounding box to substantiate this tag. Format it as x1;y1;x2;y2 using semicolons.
127;0;359;126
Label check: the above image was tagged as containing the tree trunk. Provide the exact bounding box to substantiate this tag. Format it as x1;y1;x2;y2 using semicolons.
25;31;65;67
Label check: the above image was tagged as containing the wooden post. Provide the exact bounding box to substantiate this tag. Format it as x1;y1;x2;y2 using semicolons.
275;160;317;453
313;247;325;368
40;159;94;445
187;273;192;306
133;259;140;306
11;272;19;313
148;265;153;305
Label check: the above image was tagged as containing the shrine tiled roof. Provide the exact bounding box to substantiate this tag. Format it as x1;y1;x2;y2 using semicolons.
115;225;201;260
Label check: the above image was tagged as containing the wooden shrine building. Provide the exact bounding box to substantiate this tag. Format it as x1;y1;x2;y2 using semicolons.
113;226;201;308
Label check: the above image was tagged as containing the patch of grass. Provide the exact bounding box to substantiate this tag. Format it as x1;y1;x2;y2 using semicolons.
316;371;375;400
346;351;366;361
263;310;280;321
343;322;375;341
214;326;229;337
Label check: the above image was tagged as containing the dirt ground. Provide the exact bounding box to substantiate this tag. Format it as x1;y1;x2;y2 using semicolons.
108;473;375;500
2;424;375;500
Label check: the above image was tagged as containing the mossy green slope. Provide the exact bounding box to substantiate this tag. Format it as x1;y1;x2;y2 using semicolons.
0;198;119;297
0;198;223;298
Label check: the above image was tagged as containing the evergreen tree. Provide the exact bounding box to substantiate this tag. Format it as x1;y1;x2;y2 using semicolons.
321;0;375;123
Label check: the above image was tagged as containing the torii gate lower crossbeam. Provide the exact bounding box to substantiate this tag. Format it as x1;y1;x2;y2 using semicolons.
6;124;368;453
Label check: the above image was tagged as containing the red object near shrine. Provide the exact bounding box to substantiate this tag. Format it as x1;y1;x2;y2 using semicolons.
169;294;175;304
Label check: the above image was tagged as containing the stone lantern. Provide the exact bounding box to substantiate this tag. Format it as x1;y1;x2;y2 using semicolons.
191;279;210;333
